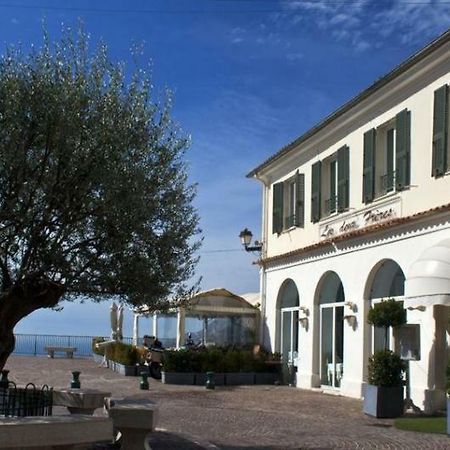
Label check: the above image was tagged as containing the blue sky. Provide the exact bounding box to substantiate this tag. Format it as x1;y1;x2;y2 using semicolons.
8;0;450;337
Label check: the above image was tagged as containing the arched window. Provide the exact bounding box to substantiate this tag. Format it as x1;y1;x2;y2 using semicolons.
317;272;345;388
276;279;300;367
367;260;405;352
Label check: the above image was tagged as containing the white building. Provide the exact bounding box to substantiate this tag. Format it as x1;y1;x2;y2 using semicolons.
247;30;450;413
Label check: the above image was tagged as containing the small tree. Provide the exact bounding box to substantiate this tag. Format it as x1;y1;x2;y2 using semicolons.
0;29;200;369
367;298;406;350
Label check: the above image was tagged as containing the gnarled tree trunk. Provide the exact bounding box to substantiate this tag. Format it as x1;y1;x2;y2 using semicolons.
0;277;64;370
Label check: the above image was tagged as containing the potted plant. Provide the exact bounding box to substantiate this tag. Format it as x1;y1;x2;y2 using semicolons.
111;342;139;376
364;349;406;417
161;349;197;385
364;299;407;418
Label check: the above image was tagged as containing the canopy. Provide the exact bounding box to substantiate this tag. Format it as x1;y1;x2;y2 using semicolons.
404;239;450;308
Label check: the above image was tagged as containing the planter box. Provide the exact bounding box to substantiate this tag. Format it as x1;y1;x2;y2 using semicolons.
447;398;450;435
161;372;196;385
225;373;255;386
113;362;137;376
254;372;278;385
92;353;104;364
363;384;404;418
195;373;225;386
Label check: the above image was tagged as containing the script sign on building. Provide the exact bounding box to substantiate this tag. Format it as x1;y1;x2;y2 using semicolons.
319;199;401;241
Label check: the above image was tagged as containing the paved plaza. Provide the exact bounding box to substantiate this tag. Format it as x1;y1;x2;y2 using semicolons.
4;356;450;449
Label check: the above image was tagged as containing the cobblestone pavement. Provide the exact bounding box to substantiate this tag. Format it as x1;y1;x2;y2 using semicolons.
4;356;450;449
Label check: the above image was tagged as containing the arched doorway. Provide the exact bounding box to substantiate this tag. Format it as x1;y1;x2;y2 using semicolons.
318;272;345;389
276;279;299;367
367;260;405;352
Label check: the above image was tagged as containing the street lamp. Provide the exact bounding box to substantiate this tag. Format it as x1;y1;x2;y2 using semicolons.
239;228;262;253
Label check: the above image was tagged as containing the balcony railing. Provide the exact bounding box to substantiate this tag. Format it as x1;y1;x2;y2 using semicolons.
284;214;296;229
324;196;338;216
379;171;396;194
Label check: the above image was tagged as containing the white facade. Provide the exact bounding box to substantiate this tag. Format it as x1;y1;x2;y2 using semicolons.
248;31;450;413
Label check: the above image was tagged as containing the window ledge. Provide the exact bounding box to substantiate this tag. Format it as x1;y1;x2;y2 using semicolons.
373;186;409;203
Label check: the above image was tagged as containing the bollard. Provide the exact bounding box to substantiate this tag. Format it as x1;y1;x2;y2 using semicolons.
140;372;149;390
71;371;81;389
206;371;215;390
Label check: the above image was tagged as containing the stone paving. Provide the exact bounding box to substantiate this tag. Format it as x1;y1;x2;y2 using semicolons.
4;355;450;449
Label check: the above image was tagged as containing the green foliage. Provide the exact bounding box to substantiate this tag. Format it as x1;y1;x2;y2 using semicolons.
395;417;446;434
0;27;200;311
92;337;105;356
162;347;280;373
368;350;406;387
367;299;406;329
106;341;139;366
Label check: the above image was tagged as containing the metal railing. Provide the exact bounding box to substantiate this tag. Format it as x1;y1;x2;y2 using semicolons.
0;382;53;417
324;196;338;216
379;171;396;194
13;334;176;357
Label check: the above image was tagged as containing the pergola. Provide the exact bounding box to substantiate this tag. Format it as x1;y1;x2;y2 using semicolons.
132;288;260;348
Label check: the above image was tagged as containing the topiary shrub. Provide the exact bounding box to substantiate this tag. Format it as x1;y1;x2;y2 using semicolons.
367;299;406;349
92;337;106;356
111;342;139;366
368;350;406;387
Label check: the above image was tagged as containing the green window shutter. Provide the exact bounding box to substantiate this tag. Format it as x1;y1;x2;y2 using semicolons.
295;172;305;228
272;182;284;234
329;160;337;214
363;129;376;203
337;145;350;212
395;109;411;190
311;161;322;223
386;128;395;192
432;84;448;177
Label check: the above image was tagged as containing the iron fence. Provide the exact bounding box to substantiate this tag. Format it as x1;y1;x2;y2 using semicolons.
0;382;53;417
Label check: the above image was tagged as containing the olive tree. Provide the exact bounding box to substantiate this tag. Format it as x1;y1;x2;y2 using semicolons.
0;30;200;369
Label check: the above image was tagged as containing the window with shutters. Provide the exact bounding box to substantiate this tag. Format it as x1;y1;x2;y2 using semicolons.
322;156;338;217
319;145;350;218
363;110;411;203
272;172;305;234
432;84;450;177
375;120;396;198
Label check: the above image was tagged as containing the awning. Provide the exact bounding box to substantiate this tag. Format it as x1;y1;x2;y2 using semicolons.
404;239;450;307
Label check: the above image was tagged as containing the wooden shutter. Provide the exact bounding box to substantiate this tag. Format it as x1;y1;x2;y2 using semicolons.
311;161;321;223
395;109;411;190
337;145;349;212
386;128;395;192
295;172;305;227
432;84;448;177
272;182;284;234
330;160;337;214
363;129;376;203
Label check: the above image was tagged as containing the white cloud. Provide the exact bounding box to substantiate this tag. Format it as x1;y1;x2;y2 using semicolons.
281;0;450;53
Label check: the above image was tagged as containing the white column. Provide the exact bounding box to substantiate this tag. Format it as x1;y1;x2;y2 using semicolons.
176;308;186;349
153;312;159;337
132;314;140;346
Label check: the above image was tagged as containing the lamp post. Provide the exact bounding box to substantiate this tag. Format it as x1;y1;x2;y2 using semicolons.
239;228;262;253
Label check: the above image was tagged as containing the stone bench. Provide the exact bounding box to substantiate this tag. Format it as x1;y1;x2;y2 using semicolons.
44;346;77;358
0;415;113;450
53;388;111;415
108;399;159;450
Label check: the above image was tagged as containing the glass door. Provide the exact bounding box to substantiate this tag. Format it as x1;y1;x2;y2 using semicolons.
320;304;344;388
281;308;299;366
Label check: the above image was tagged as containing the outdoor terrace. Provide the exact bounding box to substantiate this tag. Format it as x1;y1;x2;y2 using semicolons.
3;355;450;449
